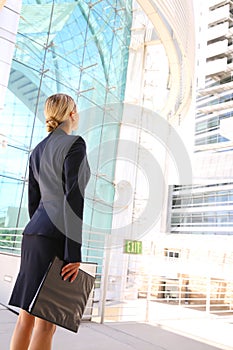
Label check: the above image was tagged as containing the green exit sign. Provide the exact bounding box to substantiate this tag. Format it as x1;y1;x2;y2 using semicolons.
124;240;143;254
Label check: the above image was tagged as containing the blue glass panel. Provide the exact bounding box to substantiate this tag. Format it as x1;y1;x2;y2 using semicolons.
1;0;133;265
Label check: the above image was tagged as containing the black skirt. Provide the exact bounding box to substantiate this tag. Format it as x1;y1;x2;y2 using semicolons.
9;234;65;311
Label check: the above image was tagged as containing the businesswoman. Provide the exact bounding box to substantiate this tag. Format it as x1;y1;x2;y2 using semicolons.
9;93;90;350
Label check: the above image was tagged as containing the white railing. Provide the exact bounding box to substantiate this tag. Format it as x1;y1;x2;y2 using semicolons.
96;269;233;323
1;229;233;323
0;228;23;254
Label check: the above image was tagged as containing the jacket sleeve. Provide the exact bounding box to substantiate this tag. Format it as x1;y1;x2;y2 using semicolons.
28;160;41;219
62;136;90;263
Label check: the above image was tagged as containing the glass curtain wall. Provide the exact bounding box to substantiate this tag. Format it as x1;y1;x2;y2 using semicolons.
0;0;132;270
169;184;233;235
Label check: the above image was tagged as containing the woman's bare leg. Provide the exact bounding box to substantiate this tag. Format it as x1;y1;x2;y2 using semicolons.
10;309;35;350
28;317;56;350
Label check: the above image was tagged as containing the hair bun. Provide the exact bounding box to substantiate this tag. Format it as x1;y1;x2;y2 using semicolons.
46;118;59;132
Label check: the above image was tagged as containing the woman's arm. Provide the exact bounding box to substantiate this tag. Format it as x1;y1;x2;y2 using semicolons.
62;136;90;264
28;161;41;219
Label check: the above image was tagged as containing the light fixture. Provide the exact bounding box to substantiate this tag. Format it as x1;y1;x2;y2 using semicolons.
0;133;7;150
0;0;6;10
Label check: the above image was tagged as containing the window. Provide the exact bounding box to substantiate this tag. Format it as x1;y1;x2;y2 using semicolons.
164;249;180;259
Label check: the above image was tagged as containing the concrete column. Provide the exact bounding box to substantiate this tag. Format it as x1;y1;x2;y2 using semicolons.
0;0;22;111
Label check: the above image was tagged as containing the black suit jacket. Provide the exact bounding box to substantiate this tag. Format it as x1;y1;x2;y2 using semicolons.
23;128;90;262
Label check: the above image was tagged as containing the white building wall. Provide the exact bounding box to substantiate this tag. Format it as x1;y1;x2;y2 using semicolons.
168;0;233;293
108;0;196;302
208;4;230;25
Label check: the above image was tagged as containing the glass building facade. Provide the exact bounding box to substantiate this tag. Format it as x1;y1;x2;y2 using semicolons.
170;183;233;235
4;0;231;326
170;1;233;237
195;1;233;151
0;0;132;273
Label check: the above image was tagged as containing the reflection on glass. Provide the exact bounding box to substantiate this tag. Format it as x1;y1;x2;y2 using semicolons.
1;0;132;262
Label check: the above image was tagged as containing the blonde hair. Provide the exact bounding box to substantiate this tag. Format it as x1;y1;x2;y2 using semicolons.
44;93;76;132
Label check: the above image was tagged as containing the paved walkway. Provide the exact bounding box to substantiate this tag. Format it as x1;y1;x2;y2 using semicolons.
1;304;232;350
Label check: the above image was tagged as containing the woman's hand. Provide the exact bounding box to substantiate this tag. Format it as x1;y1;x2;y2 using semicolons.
61;262;80;283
